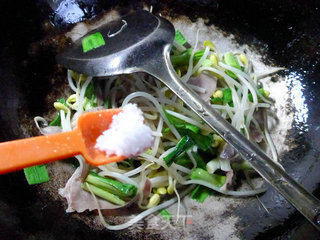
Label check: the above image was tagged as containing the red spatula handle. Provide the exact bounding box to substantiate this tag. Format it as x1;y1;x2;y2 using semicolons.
0;130;83;174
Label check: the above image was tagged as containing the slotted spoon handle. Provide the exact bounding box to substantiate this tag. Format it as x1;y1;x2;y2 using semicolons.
145;49;320;230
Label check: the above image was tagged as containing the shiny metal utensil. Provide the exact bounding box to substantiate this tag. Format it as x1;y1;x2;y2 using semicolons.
56;10;320;230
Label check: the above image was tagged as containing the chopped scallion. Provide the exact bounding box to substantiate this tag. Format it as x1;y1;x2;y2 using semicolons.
82;32;106;53
158;209;172;221
171;48;205;67
49;113;61;126
224;52;242;79
24;165;50;185
191;151;206;170
190;168;226;188
82;182;125;205
248;88;269;102
164;136;194;166
85;172;137;199
190;185;211;203
164;109;200;134
174;30;187;45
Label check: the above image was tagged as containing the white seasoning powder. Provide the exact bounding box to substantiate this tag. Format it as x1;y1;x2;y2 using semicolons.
95;103;154;157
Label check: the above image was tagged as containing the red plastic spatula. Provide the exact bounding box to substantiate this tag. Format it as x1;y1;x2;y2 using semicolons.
0;109;126;174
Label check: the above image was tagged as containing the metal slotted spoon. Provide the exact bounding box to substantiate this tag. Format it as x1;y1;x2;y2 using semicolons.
56;10;320;230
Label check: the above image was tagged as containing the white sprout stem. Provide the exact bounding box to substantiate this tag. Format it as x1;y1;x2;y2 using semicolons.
124;163;153;177
220;62;273;105
107;20;127;38
60;110;67;132
173;180;181;223
184;180;267;196
198;66;242;88
67;70;78;92
181;28;201;82
98;171;139;187
151;117;163;156
191;46;210;75
188;83;207;93
149;176;169;188
171;163;192;174
165;109;204;128
77;76;93;115
255;67;286;81
263;111;278;162
34;116;48;129
187;150;197;169
88;185;195;231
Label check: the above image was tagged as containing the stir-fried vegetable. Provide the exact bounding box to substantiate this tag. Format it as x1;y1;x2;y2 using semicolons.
33;28;283;231
164;136;194;166
174;30;187;45
158;208;172;221
164;109;200;134
24;165;50;185
190;168;226;188
190;185;212;203
171;48;205;67
224;52;243;79
85;172;137;199
82;182;126;205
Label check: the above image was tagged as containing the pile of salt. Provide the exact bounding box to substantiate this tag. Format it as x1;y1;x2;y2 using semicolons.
95;103;154;157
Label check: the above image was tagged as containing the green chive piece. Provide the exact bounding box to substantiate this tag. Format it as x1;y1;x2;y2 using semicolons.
190;168;226;188
49;98;67;127
24;165;50;185
164;109;200;134
82;182;126;205
49;113;61;126
184;123;200;134
248;88;268;102
85;82;95;99
191;152;206;170
177;128;212;152
57;98;68;106
224;52;241;70
158;209;172;221
164;136;194;166
210;97;223;105
224;52;241;79
201;59;214;67
223;88;233;104
175;30;187;45
176;156;192;167
190;185;211;203
170;48;205;67
85;172;137;199
82;32;106;53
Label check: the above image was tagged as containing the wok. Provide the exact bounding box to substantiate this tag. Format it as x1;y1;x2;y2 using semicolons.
0;0;320;239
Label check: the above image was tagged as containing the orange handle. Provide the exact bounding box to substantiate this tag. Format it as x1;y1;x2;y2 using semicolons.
0;130;84;174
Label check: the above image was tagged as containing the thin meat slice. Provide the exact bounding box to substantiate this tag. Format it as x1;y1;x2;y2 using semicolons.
188;73;217;102
220;144;236;160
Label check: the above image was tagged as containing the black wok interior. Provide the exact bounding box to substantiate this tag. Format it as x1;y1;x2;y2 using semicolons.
0;0;320;239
